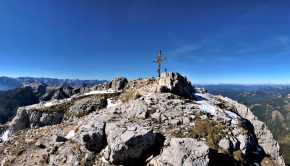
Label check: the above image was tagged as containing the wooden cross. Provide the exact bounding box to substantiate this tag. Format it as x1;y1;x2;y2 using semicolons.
153;50;166;77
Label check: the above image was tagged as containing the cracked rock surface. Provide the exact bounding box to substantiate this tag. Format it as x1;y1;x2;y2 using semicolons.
0;72;285;166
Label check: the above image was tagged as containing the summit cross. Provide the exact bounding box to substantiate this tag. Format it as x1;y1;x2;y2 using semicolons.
153;50;166;77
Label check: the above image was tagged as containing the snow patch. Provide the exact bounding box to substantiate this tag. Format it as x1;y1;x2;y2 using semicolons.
107;99;121;108
198;102;216;115
224;110;238;125
194;93;209;100
84;89;119;96
65;130;76;139
0;130;9;142
100;157;109;163
44;101;54;107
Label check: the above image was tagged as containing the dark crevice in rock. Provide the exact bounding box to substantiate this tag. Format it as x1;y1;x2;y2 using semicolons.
101;122;108;152
241;118;268;164
151;133;166;157
115;133;165;166
208;149;243;166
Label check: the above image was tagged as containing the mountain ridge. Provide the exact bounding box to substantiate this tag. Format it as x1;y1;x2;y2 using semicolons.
0;76;106;91
0;72;286;166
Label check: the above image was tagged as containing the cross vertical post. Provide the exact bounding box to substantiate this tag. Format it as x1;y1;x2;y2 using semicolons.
153;50;166;77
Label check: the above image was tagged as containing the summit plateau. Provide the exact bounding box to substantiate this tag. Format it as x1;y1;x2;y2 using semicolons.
0;72;285;166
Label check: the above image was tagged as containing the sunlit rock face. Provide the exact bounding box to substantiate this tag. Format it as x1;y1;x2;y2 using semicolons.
0;72;285;166
158;72;194;99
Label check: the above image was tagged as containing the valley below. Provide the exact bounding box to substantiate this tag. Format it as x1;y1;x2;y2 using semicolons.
205;85;290;165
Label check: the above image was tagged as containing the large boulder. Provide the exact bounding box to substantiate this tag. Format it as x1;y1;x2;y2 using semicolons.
49;145;81;166
111;77;128;91
151;138;210;166
9;107;64;133
109;100;148;119
218;138;234;154
104;122;156;165
79;122;105;152
9;108;30;132
92;82;112;91
158;72;193;99
30;112;63;128
68;97;107;116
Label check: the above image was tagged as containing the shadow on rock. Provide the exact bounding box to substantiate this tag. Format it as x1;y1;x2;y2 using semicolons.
241;118;268;164
208;149;242;166
122;133;165;166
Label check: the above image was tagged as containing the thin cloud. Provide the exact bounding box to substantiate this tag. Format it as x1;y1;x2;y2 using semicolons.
237;35;290;55
275;36;289;45
168;43;203;57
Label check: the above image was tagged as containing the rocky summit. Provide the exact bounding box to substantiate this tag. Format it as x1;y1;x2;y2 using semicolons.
0;72;286;166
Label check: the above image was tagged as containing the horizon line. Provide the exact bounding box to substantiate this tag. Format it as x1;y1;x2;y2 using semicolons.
2;75;290;85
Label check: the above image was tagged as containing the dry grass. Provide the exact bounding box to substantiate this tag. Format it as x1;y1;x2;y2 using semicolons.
69;140;82;152
120;89;135;103
188;119;233;150
233;150;243;161
12;147;25;156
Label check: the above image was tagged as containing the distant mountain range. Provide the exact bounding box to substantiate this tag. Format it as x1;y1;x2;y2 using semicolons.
198;84;290;92
0;83;91;125
0;76;106;90
0;76;106;125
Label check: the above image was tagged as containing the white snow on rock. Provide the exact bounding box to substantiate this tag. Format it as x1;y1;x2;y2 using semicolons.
44;101;54;107
0;130;9;142
224;110;238;125
194;92;209;100
197;102;217;115
65;130;76;139
84;89;120;96
107;99;121;108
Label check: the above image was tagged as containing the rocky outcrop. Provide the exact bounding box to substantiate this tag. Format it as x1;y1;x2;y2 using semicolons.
218;138;234;154
108;100;148;119
90;77;128;92
217;96;285;165
111;77;128;91
104;122;156;165
0;72;285;166
49;144;81;166
79;121;105;152
0;83;89;125
68;97;107;116
10;107;64;133
150;138;210;166
158;72;193;98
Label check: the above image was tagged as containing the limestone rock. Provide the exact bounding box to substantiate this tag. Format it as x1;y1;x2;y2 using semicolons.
105;122;156;165
9;108;30;132
108;100;148;119
1;72;286;166
111;77;128;91
35;139;46;149
49;145;81;166
79;121;105;152
68;97;107;116
151;138;210;166
9;107;64;133
158;72;193;99
218;138;233;153
219;96;285;165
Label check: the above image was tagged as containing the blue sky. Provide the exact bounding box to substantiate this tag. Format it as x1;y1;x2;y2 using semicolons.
0;0;290;84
